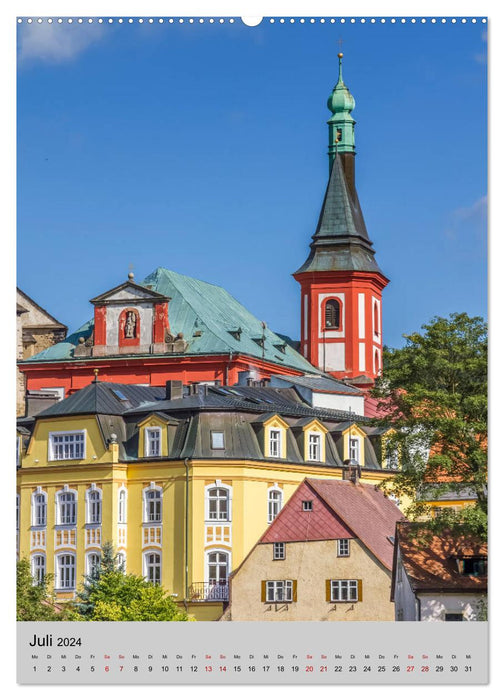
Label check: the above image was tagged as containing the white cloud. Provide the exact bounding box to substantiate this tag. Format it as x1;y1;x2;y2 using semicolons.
18;22;105;64
445;195;487;240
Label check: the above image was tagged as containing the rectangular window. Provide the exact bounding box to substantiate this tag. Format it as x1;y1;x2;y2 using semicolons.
445;613;465;621
308;433;321;461
269;429;281;458
337;539;350;557
273;543;286;560
49;431;85;461
211;431;225;450
57;554;76;589
330;579;359;602
266;580;293;602
302;500;313;512
349;437;360;463
145;428;161;457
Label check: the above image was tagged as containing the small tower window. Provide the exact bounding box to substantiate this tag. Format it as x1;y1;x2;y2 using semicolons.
325;299;341;329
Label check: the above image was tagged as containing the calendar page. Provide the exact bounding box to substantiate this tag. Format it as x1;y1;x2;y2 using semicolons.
16;7;488;687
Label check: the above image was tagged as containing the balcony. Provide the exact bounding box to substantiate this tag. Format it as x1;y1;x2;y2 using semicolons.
189;581;229;602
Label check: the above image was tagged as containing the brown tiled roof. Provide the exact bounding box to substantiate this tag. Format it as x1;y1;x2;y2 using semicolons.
260;478;406;570
395;522;487;592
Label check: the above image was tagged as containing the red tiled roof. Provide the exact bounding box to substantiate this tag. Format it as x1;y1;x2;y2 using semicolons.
396;522;487;592
261;481;354;544
261;478;406;570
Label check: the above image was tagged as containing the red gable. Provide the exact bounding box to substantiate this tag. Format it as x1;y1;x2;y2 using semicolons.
260;478;406;571
260;480;355;544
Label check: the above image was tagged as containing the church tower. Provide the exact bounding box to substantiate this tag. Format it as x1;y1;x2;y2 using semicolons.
293;54;389;385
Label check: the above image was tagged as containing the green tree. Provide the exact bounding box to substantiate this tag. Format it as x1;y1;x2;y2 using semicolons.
373;313;487;537
17;558;61;621
75;571;189;621
76;541;123;617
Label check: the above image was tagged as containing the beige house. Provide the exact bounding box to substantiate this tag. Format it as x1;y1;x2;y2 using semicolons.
226;476;406;621
17;289;67;415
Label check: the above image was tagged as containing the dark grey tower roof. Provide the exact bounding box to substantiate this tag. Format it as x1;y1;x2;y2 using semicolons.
295;153;386;277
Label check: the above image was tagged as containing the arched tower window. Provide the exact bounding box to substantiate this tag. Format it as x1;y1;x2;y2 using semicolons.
324;299;341;329
374;301;379;336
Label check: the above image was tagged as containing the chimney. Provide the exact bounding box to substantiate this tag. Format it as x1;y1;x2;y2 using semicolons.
238;370;258;386
165;380;183;401
342;460;361;484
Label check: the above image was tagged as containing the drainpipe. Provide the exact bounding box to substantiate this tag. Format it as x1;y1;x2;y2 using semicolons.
224;351;233;386
184;457;190;611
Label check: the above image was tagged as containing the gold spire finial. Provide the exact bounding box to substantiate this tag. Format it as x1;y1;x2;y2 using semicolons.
338;52;343;59
93;368;99;382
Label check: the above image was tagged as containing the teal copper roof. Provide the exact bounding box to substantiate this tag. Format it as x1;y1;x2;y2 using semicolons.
24;268;317;374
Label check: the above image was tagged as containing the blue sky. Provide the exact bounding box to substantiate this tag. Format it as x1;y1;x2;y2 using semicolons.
17;17;487;350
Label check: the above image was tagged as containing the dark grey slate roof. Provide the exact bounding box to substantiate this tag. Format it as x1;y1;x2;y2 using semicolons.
36;382;164;418
271;373;363;395
295;154;387;277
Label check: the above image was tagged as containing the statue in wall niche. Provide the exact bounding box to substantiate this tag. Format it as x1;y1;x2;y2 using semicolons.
125;311;137;339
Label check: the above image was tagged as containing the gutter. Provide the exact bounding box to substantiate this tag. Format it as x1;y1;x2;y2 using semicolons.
184;457;190;611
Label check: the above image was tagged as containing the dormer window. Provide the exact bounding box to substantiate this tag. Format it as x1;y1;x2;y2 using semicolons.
349;437;360;463
145;427;161;457
325;299;341;329
460;558;487;576
308;433;322;461
269;429;281;458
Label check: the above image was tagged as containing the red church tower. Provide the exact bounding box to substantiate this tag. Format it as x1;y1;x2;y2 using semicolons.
293;54;389;385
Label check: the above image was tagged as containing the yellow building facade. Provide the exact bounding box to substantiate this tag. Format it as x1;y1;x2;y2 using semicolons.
17;380;405;621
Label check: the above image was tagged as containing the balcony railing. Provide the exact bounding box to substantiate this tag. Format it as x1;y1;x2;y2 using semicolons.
189;581;229;602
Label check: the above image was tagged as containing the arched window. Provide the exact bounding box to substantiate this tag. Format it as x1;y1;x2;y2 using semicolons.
56;489;77;526
268;488;283;523
144;487;162;523
374;349;381;374
144;551;161;584
374;301;379;336
116;552;126;571
86;552;101;577
325;299;341;329
207;550;229;585
86;488;102;525
118;487;127;524
31;554;46;585
207;487;230;521
56;553;76;589
32;491;47;527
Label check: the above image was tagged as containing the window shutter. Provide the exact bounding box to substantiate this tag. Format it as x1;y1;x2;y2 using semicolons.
357;579;363;602
326;580;332;602
261;580;266;602
292;580;297;602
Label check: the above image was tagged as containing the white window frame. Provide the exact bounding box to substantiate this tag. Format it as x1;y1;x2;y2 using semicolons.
118;486;128;524
330;579;359;602
267;487;283;523
268;428;282;458
31;554;46;585
205;482;232;522
302;500;313;512
385;444;399;470
143;485;162;523
210;431;225;450
308;431;322;461
85;485;102;525
143;550;162;585
337;539;350;557
31;488;48;527
55;552;76;590
48;430;86;461
86;551;101;577
116;551;126;571
273;542;286;560
349;436;360;463
55;487;78;526
266;580;293;603
205;549;231;585
144;427;162;458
